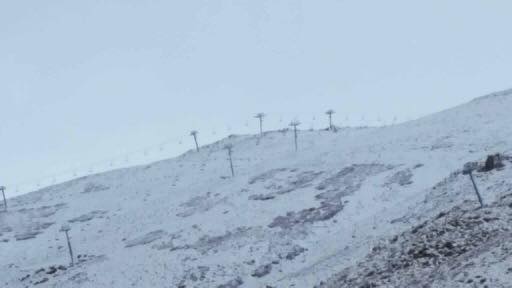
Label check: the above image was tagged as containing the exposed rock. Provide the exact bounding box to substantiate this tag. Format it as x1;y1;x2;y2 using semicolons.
69;210;107;223
125;230;167;248
279;245;307;261
68;272;89;284
178;266;211;285
217;277;244;288
251;264;272;278
171;227;263;255
17;203;67;218
270;164;393;229
385;168;414;187
15;231;41;241
413;164;424;169
46;266;57;274
34;277;49;285
249;168;288;184
316;194;512;287
244;259;256;265
177;192;228;218
249;194;276;201
315;164;394;192
20;274;30;281
269;203;343;229
82;182;110;193
479;154;504;172
248;169;323;201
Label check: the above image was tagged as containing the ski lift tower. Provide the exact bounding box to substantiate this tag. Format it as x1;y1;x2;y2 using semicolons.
0;186;6;212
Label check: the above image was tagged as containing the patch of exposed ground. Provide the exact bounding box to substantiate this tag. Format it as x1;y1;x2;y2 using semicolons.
68;210;107;223
176;266;211;288
171;226;264;255
248;168;289;185
399;154;511;225
269;164;394;229
18;254;106;287
385;168;414;187
125;230;167;248
248;168;324;201
17;203;67;218
216;277;244;288
418;136;453;151
170;227;303;287
5;203;67;241
82;182;110;194
177;192;228;218
0;221;13;238
15;222;54;241
316;195;512;288
151;231;183;250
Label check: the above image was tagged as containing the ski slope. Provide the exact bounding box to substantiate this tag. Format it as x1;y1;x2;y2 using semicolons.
1;89;512;287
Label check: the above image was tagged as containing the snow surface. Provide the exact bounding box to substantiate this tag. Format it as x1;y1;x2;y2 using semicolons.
1;89;512;287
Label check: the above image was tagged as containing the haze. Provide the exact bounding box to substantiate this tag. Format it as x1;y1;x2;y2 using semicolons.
1;0;512;196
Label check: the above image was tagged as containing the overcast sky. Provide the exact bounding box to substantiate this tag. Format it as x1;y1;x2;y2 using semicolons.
2;0;512;196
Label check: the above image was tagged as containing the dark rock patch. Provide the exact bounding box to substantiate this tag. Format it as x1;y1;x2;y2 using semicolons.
316;197;512;287
248;169;323;201
217;277;244;288
34;277;49;285
171;227;261;255
68;210;107;223
479;154;505;172
251;264;272;278
82;183;110;194
15;222;54;241
413;164;424;169
249;168;288;185
269;203;343;229
270;164;393;229
46;266;58;275
177;266;211;287
249;194;276;201
177;192;227;218
385;168;414;187
17;203;67;218
68;272;89;284
279;245;308;260
125;230;167;248
152;232;182;250
20;274;30;282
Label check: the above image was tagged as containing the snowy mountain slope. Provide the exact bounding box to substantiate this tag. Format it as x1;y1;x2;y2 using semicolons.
1;89;512;288
317;155;512;288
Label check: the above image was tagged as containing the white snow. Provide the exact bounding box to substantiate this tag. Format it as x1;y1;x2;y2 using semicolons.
1;89;512;287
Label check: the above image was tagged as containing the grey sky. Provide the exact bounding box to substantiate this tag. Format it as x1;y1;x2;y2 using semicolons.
1;0;512;196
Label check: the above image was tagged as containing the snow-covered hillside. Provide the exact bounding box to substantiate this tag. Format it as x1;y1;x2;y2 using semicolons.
2;89;512;288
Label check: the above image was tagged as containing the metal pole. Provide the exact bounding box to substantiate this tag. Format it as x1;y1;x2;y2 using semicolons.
289;121;300;152
228;150;235;177
259;117;263;136
469;172;484;208
190;131;199;152
294;126;298;151
255;113;265;137
1;187;6;212
194;135;199;152
326;110;335;131
65;231;74;266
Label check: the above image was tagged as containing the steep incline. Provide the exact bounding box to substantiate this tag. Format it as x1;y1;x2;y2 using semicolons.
1;90;512;288
317;155;512;288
